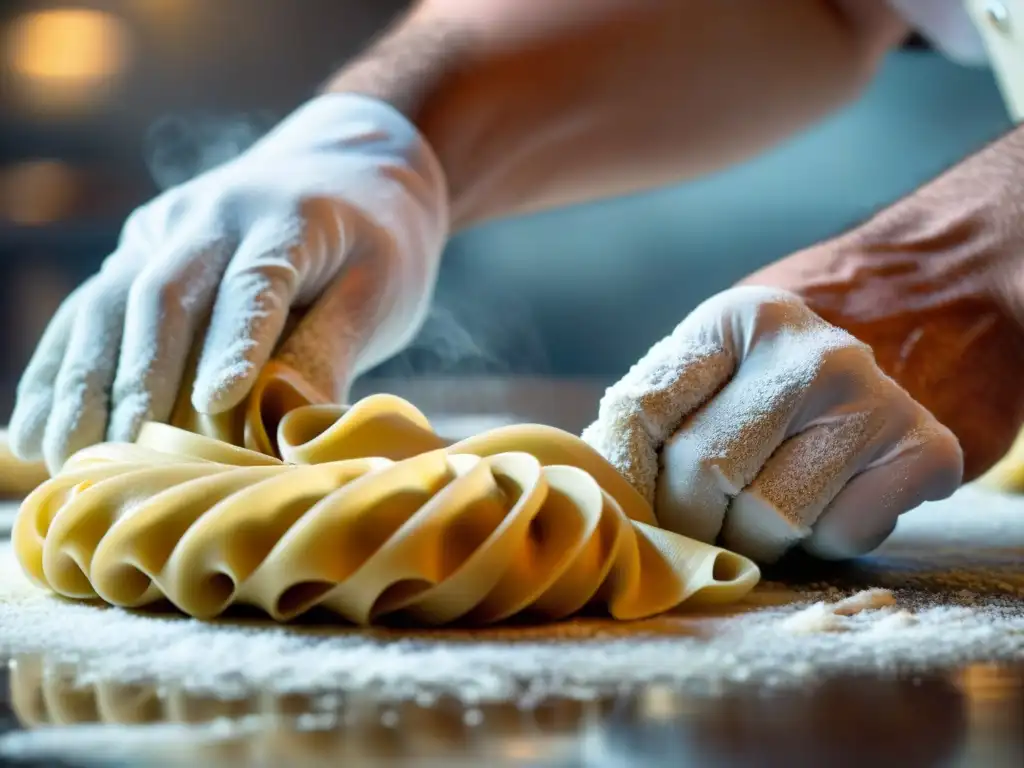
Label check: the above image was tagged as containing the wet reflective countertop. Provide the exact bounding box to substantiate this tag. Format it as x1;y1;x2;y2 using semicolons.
1;380;1023;767
1;649;1023;767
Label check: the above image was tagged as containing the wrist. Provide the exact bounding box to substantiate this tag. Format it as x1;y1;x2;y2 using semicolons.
740;129;1024;480
252;91;450;395
784;127;1024;319
321;5;613;231
322;10;493;231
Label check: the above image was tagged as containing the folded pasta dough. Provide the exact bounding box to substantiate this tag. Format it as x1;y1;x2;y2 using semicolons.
0;358;325;496
12;362;759;625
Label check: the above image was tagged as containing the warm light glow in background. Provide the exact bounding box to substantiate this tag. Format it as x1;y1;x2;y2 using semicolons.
4;9;132;111
0;160;78;226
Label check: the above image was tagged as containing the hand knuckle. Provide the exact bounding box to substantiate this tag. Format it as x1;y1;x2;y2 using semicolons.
55;361;107;394
130;269;180;309
745;287;807;320
158;192;194;228
119;206;149;238
915;412;963;462
814;337;875;378
931;430;964;472
80;278;129;318
690;286;808;337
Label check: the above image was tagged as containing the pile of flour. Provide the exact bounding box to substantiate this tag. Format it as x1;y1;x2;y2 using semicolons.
1;485;1023;707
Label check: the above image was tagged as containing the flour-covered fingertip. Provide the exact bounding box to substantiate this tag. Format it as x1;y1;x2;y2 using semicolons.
190;362;257;416
802;516;897;561
915;423;964;500
41;400;106;476
722;489;811;564
7;393;51;462
803;437;961;562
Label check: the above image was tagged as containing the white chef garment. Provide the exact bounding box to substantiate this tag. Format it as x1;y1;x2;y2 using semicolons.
891;0;1024;121
889;0;989;63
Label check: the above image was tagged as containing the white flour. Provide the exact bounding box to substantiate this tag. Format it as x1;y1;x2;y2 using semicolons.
779;588;899;633
580;336;734;509
1;484;1023;710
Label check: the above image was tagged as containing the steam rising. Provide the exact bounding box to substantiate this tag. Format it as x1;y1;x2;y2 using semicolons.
144;111;278;190
376;276;551;378
142;113;549;378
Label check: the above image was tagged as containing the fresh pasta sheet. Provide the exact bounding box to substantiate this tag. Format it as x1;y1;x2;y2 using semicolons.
8;363;759;625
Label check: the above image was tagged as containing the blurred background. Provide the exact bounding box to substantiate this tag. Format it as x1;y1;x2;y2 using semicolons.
0;0;1015;422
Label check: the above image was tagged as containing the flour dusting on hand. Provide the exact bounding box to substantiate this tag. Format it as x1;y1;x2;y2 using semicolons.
580;337;733;505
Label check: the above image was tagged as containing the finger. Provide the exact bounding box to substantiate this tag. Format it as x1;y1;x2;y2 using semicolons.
107;236;234;443
42;269;135;473
276;246;393;403
191;225;303;414
654;353;817;545
803;421;963;560
580;336;736;509
720;412;891;563
8;280;93;461
583;286;821;518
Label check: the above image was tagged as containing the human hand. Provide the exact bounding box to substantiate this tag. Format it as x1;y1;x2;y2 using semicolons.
581;286;962;563
740;213;1024;483
10;94;448;473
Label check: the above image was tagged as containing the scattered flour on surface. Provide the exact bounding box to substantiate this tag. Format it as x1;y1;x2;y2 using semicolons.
0;486;1022;708
865;610;919;633
832;588;897;616
779;602;851;634
778;588;899;633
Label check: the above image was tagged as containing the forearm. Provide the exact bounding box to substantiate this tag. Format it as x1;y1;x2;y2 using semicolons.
326;0;907;231
741;124;1024;481
795;125;1024;316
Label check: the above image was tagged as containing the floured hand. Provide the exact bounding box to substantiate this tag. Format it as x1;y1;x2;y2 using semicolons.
581;286;963;562
9;94;448;474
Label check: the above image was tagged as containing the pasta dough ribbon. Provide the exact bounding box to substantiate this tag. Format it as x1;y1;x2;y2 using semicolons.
11;363;759;625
